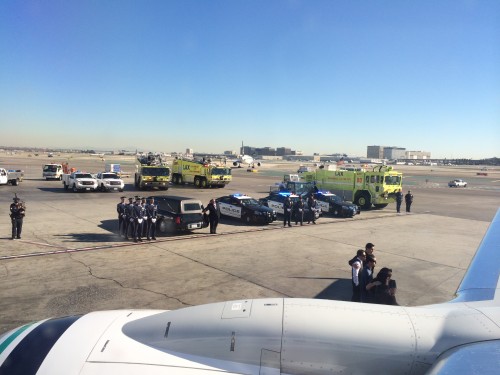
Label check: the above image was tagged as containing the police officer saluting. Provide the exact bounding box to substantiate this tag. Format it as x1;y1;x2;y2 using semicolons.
117;196;127;236
10;195;26;240
146;197;158;240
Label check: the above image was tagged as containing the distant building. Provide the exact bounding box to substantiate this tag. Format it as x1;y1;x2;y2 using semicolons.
367;146;385;159
276;147;291;156
406;151;431;160
384;147;406;160
186;148;193;155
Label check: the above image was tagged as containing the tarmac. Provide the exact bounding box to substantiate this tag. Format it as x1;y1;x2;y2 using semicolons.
0;153;498;334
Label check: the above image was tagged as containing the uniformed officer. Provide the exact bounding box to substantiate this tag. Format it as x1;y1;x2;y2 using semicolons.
307;194;317;224
141;197;148;237
395;189;403;213
10;196;26;240
405;190;414;213
283;195;292;227
146;197;158;240
125;197;135;240
293;196;305;226
133;197;145;242
117;196;127;235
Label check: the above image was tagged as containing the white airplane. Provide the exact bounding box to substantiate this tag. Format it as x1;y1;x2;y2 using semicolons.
231;154;261;168
1;210;499;374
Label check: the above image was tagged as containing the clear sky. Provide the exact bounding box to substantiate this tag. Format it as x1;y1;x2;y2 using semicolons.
1;1;498;159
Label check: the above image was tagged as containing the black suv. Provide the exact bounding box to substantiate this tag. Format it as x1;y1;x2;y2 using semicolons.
150;196;205;235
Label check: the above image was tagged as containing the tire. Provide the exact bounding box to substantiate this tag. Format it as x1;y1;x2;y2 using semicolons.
194;178;201;188
101;184;106;192
12;179;18;186
333;210;339;216
158;218;176;235
72;184;78;192
201;179;207;188
64;182;68;190
356;192;371;209
244;215;252;224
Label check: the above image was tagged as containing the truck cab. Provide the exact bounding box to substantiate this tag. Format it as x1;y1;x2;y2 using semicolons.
43;164;63;180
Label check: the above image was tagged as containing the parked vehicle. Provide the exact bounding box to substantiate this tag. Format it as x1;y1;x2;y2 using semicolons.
0;168;24;186
309;191;360;218
216;194;277;224
171;158;232;188
259;192;320;220
96;172;125;192
42;164;63;180
448;179;467;188
62;172;98;192
152;196;205;235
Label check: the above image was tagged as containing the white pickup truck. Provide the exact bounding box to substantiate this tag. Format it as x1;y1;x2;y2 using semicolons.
96;172;125;192
62;172;98;192
0;168;24;186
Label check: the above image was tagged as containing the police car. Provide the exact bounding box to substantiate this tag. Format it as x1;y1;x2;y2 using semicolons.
216;194;277;224
309;191;360;218
259;192;320;220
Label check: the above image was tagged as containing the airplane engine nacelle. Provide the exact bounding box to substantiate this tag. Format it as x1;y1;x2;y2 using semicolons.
233;161;241;168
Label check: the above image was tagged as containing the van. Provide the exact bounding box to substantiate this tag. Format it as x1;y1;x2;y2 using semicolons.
150;196;205;235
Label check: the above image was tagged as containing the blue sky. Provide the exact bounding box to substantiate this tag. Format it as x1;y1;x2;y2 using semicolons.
1;0;498;158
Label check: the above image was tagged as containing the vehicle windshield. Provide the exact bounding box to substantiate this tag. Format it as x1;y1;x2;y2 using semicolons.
102;173;118;179
240;198;260;206
43;165;59;172
384;175;401;185
75;173;93;179
142;167;170;177
212;168;231;176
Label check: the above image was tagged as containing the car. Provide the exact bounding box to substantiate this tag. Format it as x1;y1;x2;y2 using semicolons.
259;192;320;220
150;196;205;235
309;191;360;217
448;179;467;188
216;193;277;224
96;172;125;192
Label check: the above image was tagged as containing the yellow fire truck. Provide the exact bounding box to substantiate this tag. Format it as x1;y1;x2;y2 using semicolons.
171;158;232;188
301;165;403;209
134;153;170;190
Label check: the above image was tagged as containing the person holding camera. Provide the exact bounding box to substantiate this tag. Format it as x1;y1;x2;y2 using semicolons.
10;196;26;240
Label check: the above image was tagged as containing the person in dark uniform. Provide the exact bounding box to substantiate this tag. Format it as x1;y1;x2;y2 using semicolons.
146;197;158;240
395;189;403;213
117;196;127;235
307;194;317;224
141;197;148;237
133;197;145;242
10;196;26;240
405;190;413;213
293;195;305;225
203;198;220;234
283;195;292;227
124;197;134;240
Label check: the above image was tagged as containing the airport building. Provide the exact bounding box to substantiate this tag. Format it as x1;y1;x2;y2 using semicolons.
367;145;385;159
384;147;406;160
406;150;431;159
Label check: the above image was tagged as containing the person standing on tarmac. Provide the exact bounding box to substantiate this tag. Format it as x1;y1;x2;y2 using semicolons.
203;198;220;234
10;196;26;240
405;190;414;213
283;195;292;227
146;197;158;241
124;197;134;240
133;197;145;242
141;197;148;237
294;195;305;226
117;196;127;235
307;194;317;224
395;189;403;213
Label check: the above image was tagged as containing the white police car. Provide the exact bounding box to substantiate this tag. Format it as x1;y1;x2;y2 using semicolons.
310;191;360;217
216;194;277;224
259;192;320;220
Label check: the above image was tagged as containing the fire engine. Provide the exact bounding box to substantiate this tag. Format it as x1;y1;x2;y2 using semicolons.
300;165;403;209
171;158;232;188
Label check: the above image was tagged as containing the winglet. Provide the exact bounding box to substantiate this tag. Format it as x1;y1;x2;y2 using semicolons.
453;208;500;302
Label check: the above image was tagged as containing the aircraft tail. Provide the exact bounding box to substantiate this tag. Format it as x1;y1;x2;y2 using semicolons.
453;208;500;303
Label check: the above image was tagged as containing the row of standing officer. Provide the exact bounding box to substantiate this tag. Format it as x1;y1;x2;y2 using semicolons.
117;196;157;242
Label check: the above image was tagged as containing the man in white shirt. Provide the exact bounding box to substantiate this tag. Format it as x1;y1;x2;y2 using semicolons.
351;249;366;302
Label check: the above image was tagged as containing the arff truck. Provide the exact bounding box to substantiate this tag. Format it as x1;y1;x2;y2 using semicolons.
135;154;170;190
171;158;232;188
301;165;403;209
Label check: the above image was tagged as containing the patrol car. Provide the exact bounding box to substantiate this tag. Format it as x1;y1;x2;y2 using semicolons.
308;191;360;218
258;192;320;220
216;194;277;224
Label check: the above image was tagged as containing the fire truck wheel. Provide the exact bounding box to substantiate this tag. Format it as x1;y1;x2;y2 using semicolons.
194;178;201;187
201;179;207;188
356;193;371;209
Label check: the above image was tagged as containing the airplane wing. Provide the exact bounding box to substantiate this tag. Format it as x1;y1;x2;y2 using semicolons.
453;208;500;302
